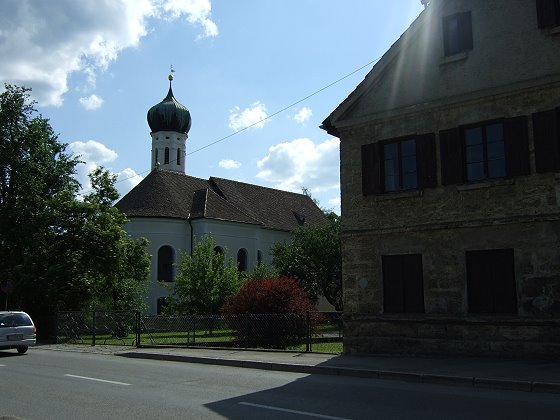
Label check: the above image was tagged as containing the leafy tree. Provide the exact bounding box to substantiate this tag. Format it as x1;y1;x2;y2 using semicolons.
247;262;278;279
272;212;342;310
0;84;149;332
165;236;243;315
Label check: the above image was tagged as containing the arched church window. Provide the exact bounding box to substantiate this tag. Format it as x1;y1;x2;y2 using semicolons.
157;245;174;282
237;248;248;272
155;148;159;165
177;148;181;166
257;250;263;265
214;246;224;255
164;147;170;164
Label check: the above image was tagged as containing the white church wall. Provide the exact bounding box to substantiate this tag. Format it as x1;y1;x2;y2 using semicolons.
124;217;190;315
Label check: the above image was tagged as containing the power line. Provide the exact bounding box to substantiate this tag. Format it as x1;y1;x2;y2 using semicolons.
78;56;380;195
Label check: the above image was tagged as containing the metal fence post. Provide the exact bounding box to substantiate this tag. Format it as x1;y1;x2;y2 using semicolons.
306;311;311;352
135;311;141;347
245;313;249;349
92;311;96;347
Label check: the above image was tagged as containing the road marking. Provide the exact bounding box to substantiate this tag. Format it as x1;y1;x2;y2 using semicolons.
0;364;5;367
65;374;131;386
239;402;351;420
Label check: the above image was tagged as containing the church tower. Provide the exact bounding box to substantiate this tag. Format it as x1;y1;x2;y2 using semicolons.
147;73;191;173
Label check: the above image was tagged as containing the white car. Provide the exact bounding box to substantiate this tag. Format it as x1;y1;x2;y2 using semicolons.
0;311;36;354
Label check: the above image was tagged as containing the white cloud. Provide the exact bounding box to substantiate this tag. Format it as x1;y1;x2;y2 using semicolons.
219;159;241;169
228;102;268;131
0;0;218;106
69;140;118;191
293;107;312;124
116;167;143;197
79;94;104;110
256;137;340;194
328;197;341;208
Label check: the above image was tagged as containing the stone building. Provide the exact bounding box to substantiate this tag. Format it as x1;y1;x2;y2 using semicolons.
322;0;560;357
116;76;327;315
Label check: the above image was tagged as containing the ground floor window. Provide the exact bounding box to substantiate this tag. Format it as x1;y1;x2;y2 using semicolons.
466;248;517;314
382;254;425;313
157;297;167;315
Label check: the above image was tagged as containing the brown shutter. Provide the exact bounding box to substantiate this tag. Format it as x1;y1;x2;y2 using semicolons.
403;254;425;313
533;109;560;173
416;133;437;188
504;116;530;176
361;143;382;195
382;255;405;313
536;0;558;28
439;127;464;185
459;11;473;51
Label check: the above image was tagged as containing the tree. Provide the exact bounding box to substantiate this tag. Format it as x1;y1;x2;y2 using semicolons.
165;236;243;315
0;84;149;331
272;212;342;310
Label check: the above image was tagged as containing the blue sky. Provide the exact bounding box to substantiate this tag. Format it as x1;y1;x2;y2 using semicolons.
0;0;424;214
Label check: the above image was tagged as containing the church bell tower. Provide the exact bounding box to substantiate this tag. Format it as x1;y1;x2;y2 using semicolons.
146;73;192;173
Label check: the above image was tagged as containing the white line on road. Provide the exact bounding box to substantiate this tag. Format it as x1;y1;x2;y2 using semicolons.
239;402;352;420
0;364;5;367
64;374;131;386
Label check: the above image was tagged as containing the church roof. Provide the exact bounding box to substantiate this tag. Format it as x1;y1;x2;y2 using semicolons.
147;84;192;134
115;170;327;231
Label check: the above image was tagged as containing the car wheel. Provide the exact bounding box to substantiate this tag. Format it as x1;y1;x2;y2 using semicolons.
16;346;28;354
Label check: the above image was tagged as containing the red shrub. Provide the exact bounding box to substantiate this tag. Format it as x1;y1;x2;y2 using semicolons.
222;277;317;349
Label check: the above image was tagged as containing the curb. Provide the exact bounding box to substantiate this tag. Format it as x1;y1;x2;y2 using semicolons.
117;352;560;394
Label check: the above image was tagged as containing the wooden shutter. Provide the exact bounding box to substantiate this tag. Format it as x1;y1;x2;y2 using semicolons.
382;254;424;313
504;116;530;176
382;255;405;313
491;249;517;314
439;127;464;185
467;249;517;314
459;11;473;51
536;0;558;28
416;133;437;188
533;109;560;173
361;143;382;195
403;254;425;313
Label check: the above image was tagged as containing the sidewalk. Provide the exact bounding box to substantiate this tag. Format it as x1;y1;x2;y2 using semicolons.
36;344;560;394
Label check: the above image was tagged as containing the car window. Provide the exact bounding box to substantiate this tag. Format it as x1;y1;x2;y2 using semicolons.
0;313;32;327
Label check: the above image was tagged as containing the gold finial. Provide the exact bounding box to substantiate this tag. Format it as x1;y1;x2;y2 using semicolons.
168;64;175;81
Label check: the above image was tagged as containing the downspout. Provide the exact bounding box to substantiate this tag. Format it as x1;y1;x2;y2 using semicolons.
188;217;194;256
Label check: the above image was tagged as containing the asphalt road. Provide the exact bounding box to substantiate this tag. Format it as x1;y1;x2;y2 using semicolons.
1;348;559;420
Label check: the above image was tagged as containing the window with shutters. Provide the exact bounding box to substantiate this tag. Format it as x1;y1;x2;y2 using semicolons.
440;117;530;186
382;254;425;313
536;0;560;29
362;134;436;196
466;249;517;314
532;108;560;173
442;11;473;56
464;122;506;182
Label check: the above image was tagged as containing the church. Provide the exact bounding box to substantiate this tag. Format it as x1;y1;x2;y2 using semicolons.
115;75;327;315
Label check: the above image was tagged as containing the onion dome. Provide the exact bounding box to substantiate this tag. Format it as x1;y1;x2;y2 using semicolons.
147;75;191;134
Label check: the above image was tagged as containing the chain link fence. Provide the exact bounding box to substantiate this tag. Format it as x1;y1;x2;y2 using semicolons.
56;311;343;353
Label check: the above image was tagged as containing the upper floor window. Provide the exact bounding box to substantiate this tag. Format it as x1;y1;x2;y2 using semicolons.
536;0;560;28
440;117;530;186
177;148;181;166
362;134;436;195
164;147;170;164
155;148;159;165
464;122;506;182
383;139;418;192
442;11;473;56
